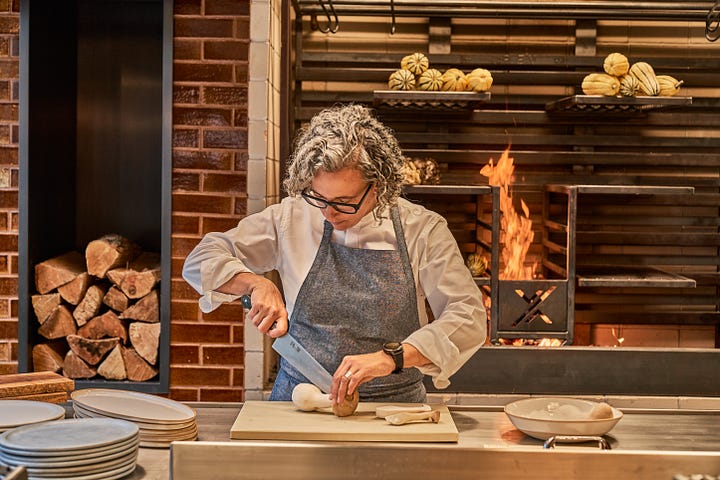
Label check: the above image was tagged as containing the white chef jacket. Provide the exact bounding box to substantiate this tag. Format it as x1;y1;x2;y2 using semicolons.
182;196;487;389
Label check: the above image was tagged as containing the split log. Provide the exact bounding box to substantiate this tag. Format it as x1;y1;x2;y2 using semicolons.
73;285;107;327
66;334;119;365
103;286;130;312
31;343;65;373
77;310;128;343
31;293;61;324
129;322;160;365
34;251;85;294
57;272;91;305
121;346;158;382
97;345;126;380
63;351;97;379
85;233;141;278
38;305;77;339
106;252;161;299
120;290;159;323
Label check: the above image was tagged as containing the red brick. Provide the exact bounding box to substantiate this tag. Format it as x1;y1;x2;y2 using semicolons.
173;128;198;148
204;41;248;61
171;344;200;364
234;63;248;83
173;150;232;170
0;191;17;208
203;85;247;105
0;81;8;101
171;300;200;321
9;255;16;274
171;322;231;344
202;216;239;234
233;109;248;129
0;255;8;273
0;319;17;338
234;151;248;171
173;172;200;191
174;62;234;83
0;232;17;250
0;363;17;374
9;298;15;317
203;129;245;149
172;236;204;258
0;146;16;164
174;18;234;38
172;214;200;234
0;298;9;317
174;0;201;15
205;0;249;16
10;212;16;230
170;366;231;386
0;16;18;34
234;197;248;216
199;387;242;402
203;302;244;323
168;387;199;402
172;193;232;214
171;277;202;301
173;39;201;60
0;103;16;120
236;17;249;39
170;257;187;277
173;85;200;105
231;367;245;387
0;278;16;296
0;212;7;230
202;346;243;365
174;107;231;127
203;172;246;193
231;324;244;344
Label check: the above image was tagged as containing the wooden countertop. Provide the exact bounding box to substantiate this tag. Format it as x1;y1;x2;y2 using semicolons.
127;402;720;479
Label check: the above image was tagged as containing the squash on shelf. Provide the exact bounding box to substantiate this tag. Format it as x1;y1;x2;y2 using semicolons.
466;68;493;92
619;74;641;97
581;73;620;96
656;75;684;97
603;52;629;77
388;68;416;91
629;62;660;96
441;68;468;92
416;68;443;91
401;52;429;76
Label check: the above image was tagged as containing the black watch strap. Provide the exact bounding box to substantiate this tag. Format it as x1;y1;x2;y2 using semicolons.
382;342;403;374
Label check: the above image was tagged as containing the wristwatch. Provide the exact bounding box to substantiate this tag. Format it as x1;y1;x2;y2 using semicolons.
382;341;404;374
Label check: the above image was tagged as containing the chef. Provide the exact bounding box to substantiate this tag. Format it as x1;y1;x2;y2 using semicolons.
182;104;487;405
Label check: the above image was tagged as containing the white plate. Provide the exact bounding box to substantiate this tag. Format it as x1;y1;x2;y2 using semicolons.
72;403;197;430
0;434;139;459
0;418;139;453
71;389;196;424
504;397;623;441
0;439;138;467
0;400;66;429
26;460;136;480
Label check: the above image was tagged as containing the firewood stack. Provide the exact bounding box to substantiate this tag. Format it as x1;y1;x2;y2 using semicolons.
31;234;160;382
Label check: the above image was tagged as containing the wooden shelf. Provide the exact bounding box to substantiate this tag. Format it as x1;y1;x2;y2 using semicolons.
545;95;692;114
546;184;695;196
373;90;490;111
403;184;492;195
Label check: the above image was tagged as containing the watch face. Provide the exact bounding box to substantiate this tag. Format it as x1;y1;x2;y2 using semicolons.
384;341;401;352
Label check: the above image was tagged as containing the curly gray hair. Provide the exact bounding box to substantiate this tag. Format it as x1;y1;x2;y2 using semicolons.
283;104;405;220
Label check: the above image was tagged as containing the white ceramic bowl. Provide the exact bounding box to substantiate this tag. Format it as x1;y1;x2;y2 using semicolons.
504;397;623;441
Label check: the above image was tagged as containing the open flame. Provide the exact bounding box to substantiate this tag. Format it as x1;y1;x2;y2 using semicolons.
480;146;535;280
482;147;562;347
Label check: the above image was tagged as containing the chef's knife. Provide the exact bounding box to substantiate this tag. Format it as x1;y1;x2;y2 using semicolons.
240;295;333;393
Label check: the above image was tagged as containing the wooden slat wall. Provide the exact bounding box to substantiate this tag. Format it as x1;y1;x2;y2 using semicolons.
288;8;720;345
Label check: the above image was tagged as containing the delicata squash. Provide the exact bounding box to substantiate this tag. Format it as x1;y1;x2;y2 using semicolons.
581;73;620;96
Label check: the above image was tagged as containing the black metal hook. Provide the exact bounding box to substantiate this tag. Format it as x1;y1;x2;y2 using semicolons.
390;0;396;34
706;0;720;41
317;0;339;34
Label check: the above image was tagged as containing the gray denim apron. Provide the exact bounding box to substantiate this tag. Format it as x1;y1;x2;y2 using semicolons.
269;207;426;402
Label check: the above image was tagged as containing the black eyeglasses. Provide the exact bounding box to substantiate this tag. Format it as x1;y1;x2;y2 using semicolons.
301;183;373;214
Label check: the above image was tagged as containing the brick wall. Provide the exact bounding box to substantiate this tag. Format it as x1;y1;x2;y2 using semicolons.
0;0;254;401
0;0;18;376
170;0;251;402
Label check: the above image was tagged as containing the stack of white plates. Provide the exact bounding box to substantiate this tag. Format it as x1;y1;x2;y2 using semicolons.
0;417;139;480
71;389;198;448
0;400;66;434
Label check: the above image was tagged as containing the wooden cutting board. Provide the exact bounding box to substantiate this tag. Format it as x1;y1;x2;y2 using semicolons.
0;371;74;398
230;401;458;442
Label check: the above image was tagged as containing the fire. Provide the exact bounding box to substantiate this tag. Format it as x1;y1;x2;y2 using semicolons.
480;146;535;280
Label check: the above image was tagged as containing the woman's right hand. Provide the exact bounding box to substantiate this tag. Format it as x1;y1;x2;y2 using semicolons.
219;273;288;338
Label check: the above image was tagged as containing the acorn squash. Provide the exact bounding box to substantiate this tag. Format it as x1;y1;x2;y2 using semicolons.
629;62;660;96
466;68;493;92
416;68;443;91
619;74;640;97
581;73;620;96
401;52;429;76
388;68;416;91
603;53;630;77
441;68;468;92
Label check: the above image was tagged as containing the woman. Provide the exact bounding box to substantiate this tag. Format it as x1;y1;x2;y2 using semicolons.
182;104;486;405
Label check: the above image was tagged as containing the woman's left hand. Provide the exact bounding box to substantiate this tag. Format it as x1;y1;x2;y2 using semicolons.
330;351;396;405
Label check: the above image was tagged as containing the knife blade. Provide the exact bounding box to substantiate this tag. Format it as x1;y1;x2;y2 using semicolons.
241;295;333;393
